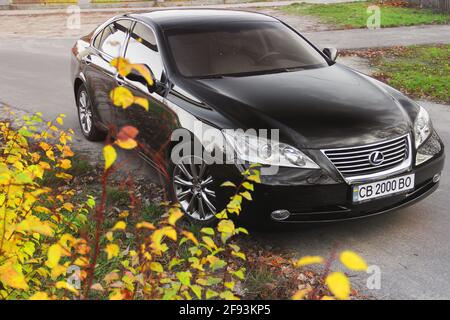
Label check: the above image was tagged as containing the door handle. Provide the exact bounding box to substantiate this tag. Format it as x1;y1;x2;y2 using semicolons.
82;55;92;65
115;75;126;86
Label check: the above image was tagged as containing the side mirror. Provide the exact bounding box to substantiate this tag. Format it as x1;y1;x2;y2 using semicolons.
323;47;338;62
126;66;164;94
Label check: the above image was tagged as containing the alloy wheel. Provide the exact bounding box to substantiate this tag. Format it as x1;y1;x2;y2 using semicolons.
78;90;93;135
173;156;216;221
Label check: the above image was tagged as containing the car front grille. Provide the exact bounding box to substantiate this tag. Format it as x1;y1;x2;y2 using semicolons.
323;135;410;177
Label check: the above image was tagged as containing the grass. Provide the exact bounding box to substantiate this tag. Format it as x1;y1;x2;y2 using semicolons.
244;266;277;299
280;1;450;29
344;45;450;103
375;45;450;103
41;154;94;187
106;187;130;207
141;202;164;223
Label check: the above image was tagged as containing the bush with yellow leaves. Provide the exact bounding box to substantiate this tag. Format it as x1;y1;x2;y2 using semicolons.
0;107;257;300
0;110;93;299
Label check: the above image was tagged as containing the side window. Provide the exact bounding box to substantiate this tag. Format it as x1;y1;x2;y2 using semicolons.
96;20;132;58
93;28;104;49
125;22;164;81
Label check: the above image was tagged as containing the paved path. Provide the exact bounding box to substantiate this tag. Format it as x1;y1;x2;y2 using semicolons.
304;24;450;49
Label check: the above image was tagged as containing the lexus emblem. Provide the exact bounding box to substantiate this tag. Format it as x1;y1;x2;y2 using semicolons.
369;151;384;166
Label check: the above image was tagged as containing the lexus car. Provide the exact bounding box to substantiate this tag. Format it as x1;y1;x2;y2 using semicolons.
71;9;444;224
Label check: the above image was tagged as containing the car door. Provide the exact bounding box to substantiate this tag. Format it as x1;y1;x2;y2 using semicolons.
83;19;132;129
120;22;175;158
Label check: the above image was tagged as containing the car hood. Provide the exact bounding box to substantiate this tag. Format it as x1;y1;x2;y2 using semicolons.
177;64;411;149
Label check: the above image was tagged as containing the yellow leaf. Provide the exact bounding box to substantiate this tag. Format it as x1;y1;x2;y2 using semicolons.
112;221;126;231
0;262;28;290
46;244;62;268
46;149;55;161
59;159;71;170
39;161;51;170
162;226;177;241
105;243;120;260
136;221;155;230
35;206;51;214
221;181;236;188
202;236;217;250
55;172;73;180
56;117;64;125
132;64;154;87
119;210;129;218
115;138;137;150
247;174;261;183
294;256;324;267
105;231;114;242
110;57;132;77
150;226;176;254
103;145;117;171
74;257;89;267
217;219;235;234
321;295;335;300
215;209;228;219
29;292;50;300
181;231;199;245
39;142;51;151
340;250;368;271
109;290;124;300
55;281;78;294
16;216;54;236
239;191;252;201
62;145;74;157
150;262;164;273
326;272;350;300
168;207;184;226
62;202;74;212
133;97;149;111
292;289;310;300
110;87;134;109
242;182;254;191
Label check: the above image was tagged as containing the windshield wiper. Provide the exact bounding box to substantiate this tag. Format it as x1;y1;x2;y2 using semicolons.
194;74;227;79
194;66;308;79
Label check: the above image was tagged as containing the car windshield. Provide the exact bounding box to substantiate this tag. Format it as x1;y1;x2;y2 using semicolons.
165;21;328;78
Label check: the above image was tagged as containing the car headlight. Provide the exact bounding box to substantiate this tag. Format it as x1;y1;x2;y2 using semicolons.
414;106;432;148
223;130;320;169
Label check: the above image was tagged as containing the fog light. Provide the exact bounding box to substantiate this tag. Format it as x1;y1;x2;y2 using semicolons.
433;173;441;183
270;209;291;221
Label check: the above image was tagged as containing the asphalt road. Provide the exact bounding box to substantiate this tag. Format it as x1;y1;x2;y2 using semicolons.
0;37;449;299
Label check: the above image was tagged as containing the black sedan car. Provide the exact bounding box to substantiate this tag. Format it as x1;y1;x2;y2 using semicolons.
71;9;444;224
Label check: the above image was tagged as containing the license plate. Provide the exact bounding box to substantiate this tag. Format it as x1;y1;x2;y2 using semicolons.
352;174;415;203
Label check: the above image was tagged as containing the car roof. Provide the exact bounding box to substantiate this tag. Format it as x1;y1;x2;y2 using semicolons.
130;9;278;29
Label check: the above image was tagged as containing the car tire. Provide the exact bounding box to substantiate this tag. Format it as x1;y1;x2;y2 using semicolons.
167;140;218;226
76;84;106;141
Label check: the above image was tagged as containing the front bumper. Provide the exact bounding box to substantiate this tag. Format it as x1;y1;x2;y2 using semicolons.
211;142;445;223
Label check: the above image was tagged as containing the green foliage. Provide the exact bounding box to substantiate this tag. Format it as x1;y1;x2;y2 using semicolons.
373;45;450;102
281;2;450;29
